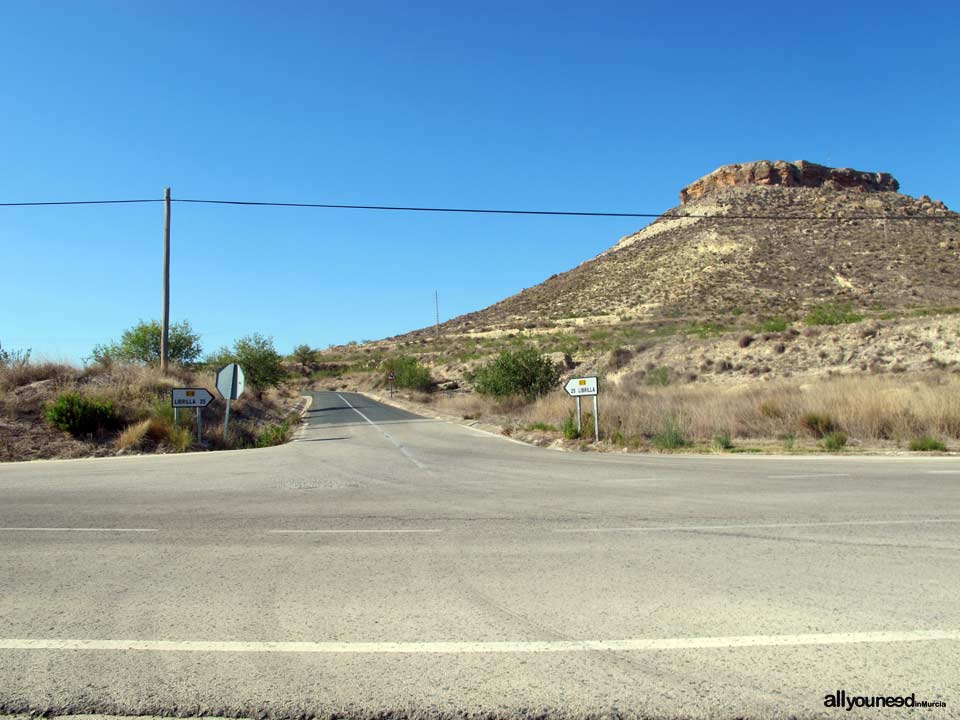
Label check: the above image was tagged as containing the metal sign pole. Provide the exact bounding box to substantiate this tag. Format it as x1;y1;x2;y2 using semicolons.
593;395;599;442
174;407;179;425
576;396;582;435
223;397;231;442
197;407;202;444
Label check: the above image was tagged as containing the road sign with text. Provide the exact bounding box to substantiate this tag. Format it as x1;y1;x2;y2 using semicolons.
564;376;598;397
171;388;214;407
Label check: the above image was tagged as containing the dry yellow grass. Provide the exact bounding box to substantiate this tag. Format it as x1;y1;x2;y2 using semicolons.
520;373;960;446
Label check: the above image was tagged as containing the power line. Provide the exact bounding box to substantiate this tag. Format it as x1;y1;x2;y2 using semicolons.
0;199;162;207
0;195;955;221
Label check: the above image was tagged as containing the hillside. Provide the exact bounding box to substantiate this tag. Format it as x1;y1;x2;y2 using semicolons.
400;160;958;337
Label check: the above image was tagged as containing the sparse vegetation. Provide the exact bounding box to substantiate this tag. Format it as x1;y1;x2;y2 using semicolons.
804;302;864;327
644;366;671;387
561;412;580;440
712;433;734;451
211;334;287;399
822;430;848;451
653;416;688;450
292;344;318;373
799;412;837;439
909;436;946;452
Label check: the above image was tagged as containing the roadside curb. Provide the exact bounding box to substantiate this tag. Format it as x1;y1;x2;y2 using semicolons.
292;393;313;441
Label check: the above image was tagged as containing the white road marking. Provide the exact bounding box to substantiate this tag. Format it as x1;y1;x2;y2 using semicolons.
336;393;426;469
1;630;956;654
768;474;850;479
926;470;960;474
0;527;158;533
555;518;960;533
269;529;443;534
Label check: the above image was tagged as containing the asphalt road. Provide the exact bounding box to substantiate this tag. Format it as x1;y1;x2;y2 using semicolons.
0;390;958;719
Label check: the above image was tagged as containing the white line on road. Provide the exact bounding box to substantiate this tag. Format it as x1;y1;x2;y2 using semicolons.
0;527;158;533
2;631;957;654
269;529;443;534
336;393;426;469
926;470;960;474
555;518;960;533
768;474;851;479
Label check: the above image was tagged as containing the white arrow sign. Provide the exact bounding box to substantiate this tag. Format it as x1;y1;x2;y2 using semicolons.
564;376;598;397
171;388;214;407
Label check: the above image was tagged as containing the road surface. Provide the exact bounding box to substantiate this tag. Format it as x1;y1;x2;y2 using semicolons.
0;390;957;719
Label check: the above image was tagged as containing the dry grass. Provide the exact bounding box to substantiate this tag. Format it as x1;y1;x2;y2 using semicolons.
520;373;960;447
2;360;301;461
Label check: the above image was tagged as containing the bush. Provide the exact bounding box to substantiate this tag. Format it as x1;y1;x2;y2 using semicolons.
562;412;580;440
713;433;734;451
256;420;293;448
799;412;837;438
91;320;202;366
45;392;120;437
804;302;864;326
608;347;634;370
909;436;947;452
382;355;434;392
472;347;560;400
822;430;848;451
0;342;30;368
653;416;688;449
527;422;556;432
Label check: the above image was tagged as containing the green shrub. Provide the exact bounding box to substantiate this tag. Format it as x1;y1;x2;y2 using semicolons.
291;344;317;372
472;347;560;400
45;393;120;436
822;430;848;451
799;412;837;438
526;422;556;432
713;433;734;451
909;436;947;452
804;302;864;326
256;420;292;448
653;416;688;450
562;412;581;440
382;355;434;392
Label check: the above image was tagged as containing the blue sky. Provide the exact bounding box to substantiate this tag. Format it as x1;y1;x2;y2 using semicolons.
2;1;958;362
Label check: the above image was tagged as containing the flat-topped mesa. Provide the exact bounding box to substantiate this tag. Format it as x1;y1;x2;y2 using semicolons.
679;160;899;204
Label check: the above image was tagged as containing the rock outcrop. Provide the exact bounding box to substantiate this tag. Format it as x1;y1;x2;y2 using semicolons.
679;160;899;204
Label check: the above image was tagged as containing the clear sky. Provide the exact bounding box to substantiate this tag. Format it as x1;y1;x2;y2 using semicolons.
2;1;958;362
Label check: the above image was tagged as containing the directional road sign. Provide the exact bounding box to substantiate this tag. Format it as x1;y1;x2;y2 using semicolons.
171;388;214;408
564;376;598;397
216;363;245;400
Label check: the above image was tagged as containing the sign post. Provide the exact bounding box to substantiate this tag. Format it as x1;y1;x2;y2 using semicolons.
215;363;245;442
171;388;214;445
387;370;395;398
563;376;599;442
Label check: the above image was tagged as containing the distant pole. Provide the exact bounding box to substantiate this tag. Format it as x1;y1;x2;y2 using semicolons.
160;187;171;372
576;396;582;435
435;290;440;339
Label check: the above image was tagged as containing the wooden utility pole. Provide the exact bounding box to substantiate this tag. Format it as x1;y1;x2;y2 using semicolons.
435;290;440;339
160;187;171;372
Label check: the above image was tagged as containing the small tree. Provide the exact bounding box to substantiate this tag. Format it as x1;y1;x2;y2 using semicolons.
91;320;202;366
292;344;317;373
471;347;561;400
232;333;285;399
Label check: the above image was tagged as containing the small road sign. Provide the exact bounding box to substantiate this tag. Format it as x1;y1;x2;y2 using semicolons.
387;371;396;382
216;363;245;400
171;388;214;408
564;376;598;397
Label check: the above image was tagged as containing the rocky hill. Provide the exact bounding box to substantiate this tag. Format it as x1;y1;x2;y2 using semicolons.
413;160;958;337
